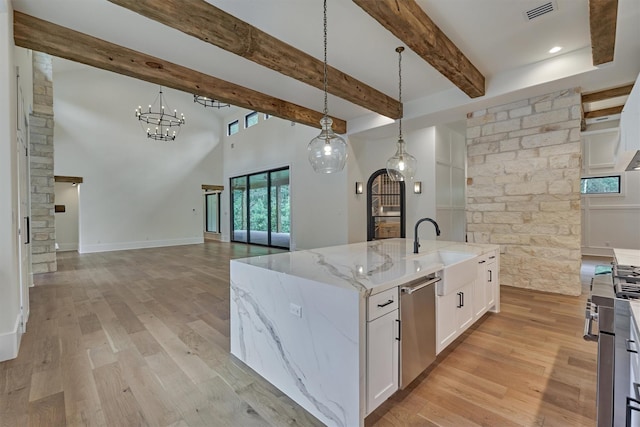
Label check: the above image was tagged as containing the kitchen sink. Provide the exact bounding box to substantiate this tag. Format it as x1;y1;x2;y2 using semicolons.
405;250;478;295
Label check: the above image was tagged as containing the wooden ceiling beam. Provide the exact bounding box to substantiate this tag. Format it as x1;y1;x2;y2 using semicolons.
583;105;623;119
106;0;402;120
589;0;618;65
13;12;347;133
582;83;633;103
353;0;485;98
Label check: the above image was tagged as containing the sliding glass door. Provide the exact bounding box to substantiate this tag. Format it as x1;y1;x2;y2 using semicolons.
231;167;290;249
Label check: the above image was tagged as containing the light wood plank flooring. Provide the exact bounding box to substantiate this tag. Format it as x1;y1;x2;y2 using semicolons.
0;242;599;426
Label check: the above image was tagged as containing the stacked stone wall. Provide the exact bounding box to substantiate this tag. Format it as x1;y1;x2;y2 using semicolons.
30;52;56;274
466;88;582;295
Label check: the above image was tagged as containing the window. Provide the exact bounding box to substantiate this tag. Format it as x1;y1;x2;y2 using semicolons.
231;167;290;249
205;193;220;233
245;111;259;128
580;176;621;194
227;120;239;136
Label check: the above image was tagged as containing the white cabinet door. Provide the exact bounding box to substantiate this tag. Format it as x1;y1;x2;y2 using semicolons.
486;254;497;309
436;290;458;353
366;309;399;414
474;256;489;320
436;281;474;353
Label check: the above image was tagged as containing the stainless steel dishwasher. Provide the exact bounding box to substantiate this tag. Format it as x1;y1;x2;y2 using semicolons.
399;272;441;388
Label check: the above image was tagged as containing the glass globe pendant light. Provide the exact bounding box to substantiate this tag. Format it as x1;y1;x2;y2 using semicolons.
386;47;417;182
308;0;348;174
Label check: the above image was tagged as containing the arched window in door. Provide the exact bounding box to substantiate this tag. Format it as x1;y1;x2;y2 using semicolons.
367;169;405;241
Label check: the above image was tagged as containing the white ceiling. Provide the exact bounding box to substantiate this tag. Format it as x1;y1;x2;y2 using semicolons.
10;0;640;137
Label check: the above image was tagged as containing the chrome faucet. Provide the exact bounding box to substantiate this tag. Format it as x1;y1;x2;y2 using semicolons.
414;218;441;253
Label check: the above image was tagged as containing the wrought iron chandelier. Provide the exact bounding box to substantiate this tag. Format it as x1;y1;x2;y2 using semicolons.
193;95;230;109
135;86;185;141
386;46;417;182
307;0;348;174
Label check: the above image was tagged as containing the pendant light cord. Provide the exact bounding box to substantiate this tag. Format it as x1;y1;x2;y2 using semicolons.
397;46;404;140
323;0;328;117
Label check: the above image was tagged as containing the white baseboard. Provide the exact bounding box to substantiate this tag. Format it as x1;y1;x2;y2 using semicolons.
79;237;205;254
0;314;22;362
56;242;79;252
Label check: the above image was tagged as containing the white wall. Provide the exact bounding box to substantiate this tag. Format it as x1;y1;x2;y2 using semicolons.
0;0;22;361
53;64;224;253
349;125;447;243
581;125;640;256
220;111;348;250
54;182;79;251
435;122;467;242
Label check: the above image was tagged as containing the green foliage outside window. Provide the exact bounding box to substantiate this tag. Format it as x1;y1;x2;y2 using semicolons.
580;176;620;194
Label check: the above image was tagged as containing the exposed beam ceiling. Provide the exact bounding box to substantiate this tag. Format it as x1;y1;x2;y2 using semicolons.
589;0;618;65
582;83;632;103
105;0;402;120
353;0;485;99
13;11;347;133
584;105;623;119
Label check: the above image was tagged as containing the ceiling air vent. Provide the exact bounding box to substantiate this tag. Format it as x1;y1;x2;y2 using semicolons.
524;1;557;21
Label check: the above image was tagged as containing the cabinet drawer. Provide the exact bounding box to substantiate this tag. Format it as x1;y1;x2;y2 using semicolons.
368;287;398;321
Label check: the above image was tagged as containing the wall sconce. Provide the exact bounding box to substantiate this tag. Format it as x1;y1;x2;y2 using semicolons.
413;181;422;194
355;182;364;194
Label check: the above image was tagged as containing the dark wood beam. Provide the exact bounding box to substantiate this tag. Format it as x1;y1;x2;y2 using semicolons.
589;0;618;65
106;0;402;120
582;83;633;103
584;105;623;119
13;12;347;133
202;185;224;192
353;0;485;98
54;175;83;184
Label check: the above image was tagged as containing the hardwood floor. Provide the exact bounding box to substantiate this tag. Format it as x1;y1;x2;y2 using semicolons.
0;242;598;426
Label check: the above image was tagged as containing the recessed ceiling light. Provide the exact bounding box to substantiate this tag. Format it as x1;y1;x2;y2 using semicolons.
549;46;562;54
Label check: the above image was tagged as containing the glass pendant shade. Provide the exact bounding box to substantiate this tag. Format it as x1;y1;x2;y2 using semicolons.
308;116;348;173
386;137;417;181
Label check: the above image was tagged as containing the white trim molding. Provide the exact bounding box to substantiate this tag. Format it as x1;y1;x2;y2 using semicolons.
79;237;204;254
0;314;22;362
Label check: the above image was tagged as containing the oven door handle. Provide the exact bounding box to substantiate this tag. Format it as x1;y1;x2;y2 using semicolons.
583;300;598;342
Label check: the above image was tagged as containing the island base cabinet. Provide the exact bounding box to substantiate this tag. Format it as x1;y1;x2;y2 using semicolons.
474;251;498;320
366;309;399;414
436;281;473;354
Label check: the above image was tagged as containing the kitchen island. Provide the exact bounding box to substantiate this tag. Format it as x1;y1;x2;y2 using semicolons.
230;238;499;427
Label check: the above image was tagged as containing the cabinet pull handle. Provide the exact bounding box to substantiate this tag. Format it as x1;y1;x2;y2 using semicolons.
627;339;638;354
377;299;394;308
488;270;493;283
626;397;640;427
489;255;496;259
396;319;401;341
24;216;30;244
461;292;464;307
478;260;486;264
457;292;462;308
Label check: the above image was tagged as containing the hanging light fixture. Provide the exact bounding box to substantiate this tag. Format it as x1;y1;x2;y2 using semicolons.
386;47;417;182
135;86;185;141
307;0;348;174
193;94;230;109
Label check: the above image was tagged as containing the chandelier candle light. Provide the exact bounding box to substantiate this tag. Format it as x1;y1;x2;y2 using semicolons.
135;86;185;141
307;0;348;174
386;46;417;182
193;95;230;109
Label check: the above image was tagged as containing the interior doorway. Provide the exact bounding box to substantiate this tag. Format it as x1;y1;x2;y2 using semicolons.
54;179;80;252
367;169;406;241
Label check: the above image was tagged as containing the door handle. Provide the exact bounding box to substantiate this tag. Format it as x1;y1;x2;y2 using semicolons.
24;216;30;244
396;319;401;341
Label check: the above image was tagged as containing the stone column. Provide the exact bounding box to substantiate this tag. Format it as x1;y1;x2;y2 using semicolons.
29;52;56;274
466;88;582;296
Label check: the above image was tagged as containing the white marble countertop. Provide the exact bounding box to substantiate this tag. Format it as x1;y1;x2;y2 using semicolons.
614;248;640;267
232;238;499;296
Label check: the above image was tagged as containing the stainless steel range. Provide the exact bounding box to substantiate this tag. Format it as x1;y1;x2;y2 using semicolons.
585;250;640;427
